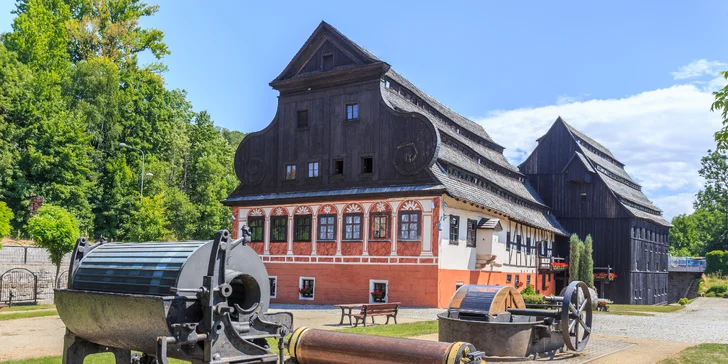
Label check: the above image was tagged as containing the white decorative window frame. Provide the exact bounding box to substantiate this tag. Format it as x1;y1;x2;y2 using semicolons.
369;279;389;304
299;276;315;301
269;276;278;299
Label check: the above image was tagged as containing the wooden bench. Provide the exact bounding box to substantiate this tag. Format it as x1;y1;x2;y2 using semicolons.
352;303;400;327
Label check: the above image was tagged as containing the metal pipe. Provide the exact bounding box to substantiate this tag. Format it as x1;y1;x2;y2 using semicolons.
507;308;560;318
288;327;482;364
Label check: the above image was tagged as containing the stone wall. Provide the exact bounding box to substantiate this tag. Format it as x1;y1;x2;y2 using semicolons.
0;246;72;303
668;271;702;303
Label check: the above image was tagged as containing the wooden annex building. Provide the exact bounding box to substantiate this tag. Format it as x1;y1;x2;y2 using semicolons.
521;117;672;304
223;22;569;308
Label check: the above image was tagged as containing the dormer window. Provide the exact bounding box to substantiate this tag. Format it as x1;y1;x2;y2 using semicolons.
322;53;333;71
346;104;359;120
297;110;308;128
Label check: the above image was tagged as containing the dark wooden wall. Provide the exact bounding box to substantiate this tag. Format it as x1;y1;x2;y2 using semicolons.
523;119;668;304
230;77;440;200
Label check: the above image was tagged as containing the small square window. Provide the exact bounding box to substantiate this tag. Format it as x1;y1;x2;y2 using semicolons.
361;157;373;174
297;110;308;128
299;277;315;300
285;164;296;180
506;274;512;283
308;162;319;178
322;54;333;71
269;277;277;298
333;159;344;175
346;104;359;120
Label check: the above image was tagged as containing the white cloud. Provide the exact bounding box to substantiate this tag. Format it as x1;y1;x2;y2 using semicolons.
474;84;721;221
671;59;726;80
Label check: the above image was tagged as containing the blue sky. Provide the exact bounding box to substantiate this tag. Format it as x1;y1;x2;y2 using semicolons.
0;1;726;219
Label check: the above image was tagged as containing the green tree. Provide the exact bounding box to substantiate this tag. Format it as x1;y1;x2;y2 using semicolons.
569;234;582;283
163;188;199;240
580;235;594;287
124;194;171;241
712;70;728;149
26;205;79;286
0;202;13;238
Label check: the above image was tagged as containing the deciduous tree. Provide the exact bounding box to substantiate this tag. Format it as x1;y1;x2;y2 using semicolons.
26;205;79;287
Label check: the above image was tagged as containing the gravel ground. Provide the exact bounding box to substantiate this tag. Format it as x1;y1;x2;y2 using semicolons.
593;297;728;343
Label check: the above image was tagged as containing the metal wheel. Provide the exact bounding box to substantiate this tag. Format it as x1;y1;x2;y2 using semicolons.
560;281;592;351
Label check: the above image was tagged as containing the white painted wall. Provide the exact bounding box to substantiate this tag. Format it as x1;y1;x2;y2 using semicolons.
437;196;554;274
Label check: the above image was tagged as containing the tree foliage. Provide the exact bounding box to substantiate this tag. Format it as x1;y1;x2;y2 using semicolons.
0;201;13;238
569;234;582;283
580;235;594;287
0;1;244;241
712;71;728;148
26;204;79;286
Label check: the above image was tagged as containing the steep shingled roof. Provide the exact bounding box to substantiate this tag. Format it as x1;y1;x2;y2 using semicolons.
559;118;671;227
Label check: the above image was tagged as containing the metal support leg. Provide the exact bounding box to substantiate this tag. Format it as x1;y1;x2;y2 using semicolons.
63;330;131;364
278;337;285;364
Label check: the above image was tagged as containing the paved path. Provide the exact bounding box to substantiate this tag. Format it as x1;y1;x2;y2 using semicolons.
594;297;728;343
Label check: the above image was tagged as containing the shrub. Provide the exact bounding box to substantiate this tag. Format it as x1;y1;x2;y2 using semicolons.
521;283;536;295
705;251;728;276
706;284;728;297
678;297;689;306
569;234;582;283
522;294;545;304
580;235;594;287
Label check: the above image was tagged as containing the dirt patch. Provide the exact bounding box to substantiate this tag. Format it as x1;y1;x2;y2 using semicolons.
0;314;65;361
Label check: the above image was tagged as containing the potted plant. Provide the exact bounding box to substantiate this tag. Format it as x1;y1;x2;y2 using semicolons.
299;285;313;298
370;289;385;302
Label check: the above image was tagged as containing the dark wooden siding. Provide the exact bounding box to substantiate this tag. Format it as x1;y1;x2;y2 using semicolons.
523;118;668;304
231;78;440;199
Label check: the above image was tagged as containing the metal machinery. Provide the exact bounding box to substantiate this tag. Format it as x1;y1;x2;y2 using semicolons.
287;327;484;364
55;229;292;364
438;281;593;358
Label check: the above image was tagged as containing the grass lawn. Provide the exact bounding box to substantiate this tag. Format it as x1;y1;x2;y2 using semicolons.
659;344;728;364
0;320;440;364
0;304;55;312
595;303;685;316
0;310;58;321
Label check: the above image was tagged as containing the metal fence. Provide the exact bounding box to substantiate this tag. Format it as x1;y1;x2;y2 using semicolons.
669;256;706;268
0;246;71;265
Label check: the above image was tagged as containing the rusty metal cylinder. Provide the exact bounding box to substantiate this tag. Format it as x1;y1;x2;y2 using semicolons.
287;327;483;364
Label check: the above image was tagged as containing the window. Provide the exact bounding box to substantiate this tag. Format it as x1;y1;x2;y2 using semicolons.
248;217;264;242
449;216;459;244
294;215;311;241
455;282;464;292
299;277;314;300
285;164;296;180
466;219;477;247
308;162;319;178
541;274;546;290
580;192;587;202
269;277;277;298
322;54;333;71
371;281;387;303
371;214;389;239
506;274;512;283
526;237;532;255
333;159;344;175
346;103;359;120
506;232;511;251
297;110;308;128
516;235;522;252
361;157;373;174
399;212;420;240
344;214;362;240
270;216;287;242
526;274;531;287
514;274;520;288
318;214;336;241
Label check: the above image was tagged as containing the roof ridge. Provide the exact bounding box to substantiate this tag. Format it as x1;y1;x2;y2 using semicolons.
558;117;619;162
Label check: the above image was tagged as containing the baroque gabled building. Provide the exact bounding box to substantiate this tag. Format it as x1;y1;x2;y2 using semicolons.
223;21;567;308
521;117;672;304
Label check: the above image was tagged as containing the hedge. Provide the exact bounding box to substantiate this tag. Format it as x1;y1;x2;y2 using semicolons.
705;250;728;275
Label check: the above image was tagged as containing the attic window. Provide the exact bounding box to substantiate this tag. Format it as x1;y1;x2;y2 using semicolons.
322;54;333;71
297;110;308;128
333;159;344;175
361;157;373;174
346;104;359;120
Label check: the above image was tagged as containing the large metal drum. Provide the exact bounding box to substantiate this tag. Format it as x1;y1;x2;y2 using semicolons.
55;230;292;364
